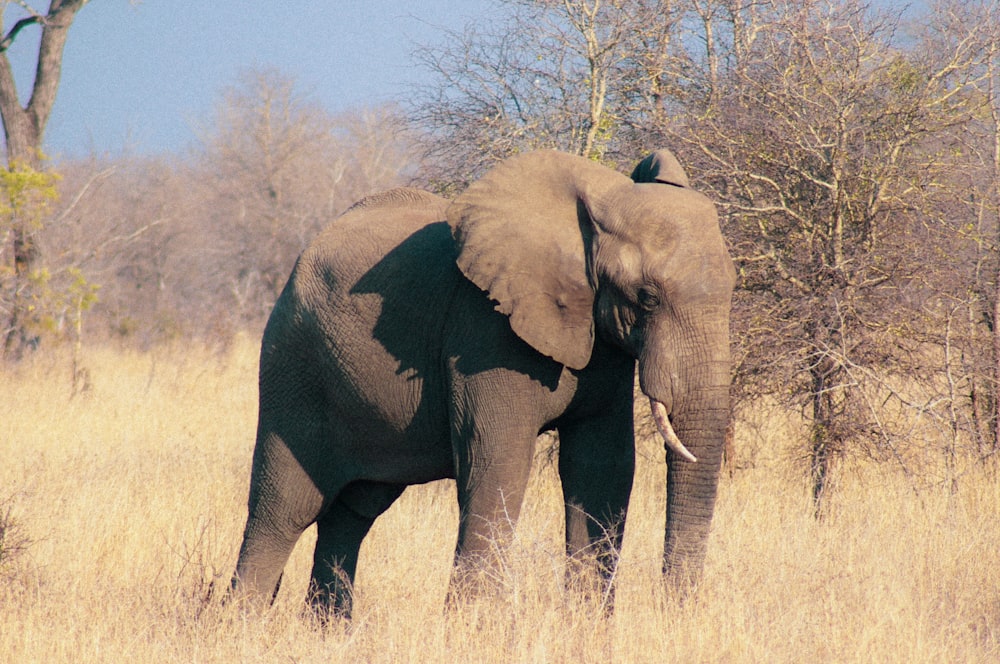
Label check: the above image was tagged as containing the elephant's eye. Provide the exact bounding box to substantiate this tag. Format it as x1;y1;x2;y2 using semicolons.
637;287;660;311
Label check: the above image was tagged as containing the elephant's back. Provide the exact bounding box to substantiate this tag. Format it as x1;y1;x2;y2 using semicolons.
295;188;449;290
343;187;448;216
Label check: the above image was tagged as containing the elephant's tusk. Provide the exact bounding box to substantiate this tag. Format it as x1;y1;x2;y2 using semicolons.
649;398;698;463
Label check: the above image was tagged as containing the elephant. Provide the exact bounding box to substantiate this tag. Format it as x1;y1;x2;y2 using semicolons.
230;148;735;617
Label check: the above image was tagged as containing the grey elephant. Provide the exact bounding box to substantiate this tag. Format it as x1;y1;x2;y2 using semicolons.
230;149;735;616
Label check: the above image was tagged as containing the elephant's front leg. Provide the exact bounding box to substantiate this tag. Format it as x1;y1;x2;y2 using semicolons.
447;388;541;597
558;400;636;604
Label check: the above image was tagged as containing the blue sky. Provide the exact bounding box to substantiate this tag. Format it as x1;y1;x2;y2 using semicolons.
3;1;495;159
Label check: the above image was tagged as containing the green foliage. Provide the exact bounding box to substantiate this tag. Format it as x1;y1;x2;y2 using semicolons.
0;161;100;351
885;56;924;95
0;159;60;229
24;266;100;336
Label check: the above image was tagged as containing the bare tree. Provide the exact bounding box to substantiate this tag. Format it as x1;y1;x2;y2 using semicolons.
44;154;186;347
190;69;417;330
20;67;422;349
412;0;665;187
0;0;90;357
660;0;990;507
0;0;87;164
912;0;1000;467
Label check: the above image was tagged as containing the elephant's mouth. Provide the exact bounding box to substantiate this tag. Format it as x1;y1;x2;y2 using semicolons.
649;398;697;463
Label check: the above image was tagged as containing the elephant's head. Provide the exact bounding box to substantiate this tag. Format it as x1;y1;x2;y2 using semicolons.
447;149;735;585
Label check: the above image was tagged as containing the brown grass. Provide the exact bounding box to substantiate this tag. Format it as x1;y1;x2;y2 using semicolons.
2;337;998;662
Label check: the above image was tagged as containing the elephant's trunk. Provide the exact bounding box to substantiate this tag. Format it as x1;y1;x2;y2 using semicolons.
661;383;729;588
640;309;731;590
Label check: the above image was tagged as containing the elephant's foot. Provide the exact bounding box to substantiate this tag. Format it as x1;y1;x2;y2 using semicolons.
306;573;355;622
562;554;619;614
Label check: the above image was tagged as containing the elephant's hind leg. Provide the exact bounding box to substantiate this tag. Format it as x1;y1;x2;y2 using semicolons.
309;480;405;617
232;515;303;609
232;425;327;609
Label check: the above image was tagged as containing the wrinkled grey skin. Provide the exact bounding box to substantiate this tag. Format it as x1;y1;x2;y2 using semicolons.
230;149;735;617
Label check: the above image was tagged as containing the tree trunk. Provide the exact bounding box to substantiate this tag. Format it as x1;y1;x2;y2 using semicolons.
0;0;88;358
808;319;841;518
990;44;1000;465
0;116;41;357
809;366;836;517
993;262;1000;463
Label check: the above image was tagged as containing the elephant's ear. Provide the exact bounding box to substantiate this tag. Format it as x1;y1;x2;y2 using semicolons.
447;151;625;370
630;149;690;188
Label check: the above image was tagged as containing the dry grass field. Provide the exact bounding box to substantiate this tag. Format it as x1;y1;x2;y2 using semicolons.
2;337;998;662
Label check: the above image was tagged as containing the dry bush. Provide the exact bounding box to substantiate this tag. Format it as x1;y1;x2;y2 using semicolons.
1;341;998;662
0;492;34;590
31;69;421;351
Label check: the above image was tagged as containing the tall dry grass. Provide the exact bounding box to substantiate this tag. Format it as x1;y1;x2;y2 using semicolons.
1;338;998;662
